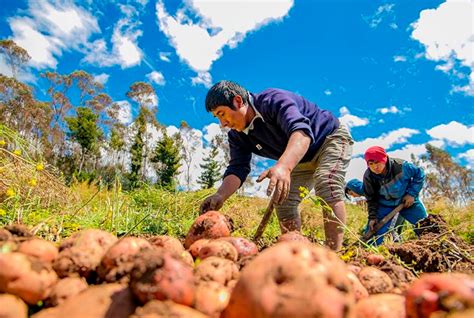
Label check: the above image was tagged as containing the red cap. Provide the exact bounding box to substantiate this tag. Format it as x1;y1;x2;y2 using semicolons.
364;146;388;164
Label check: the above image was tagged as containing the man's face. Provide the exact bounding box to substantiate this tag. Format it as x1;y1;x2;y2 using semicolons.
212;96;247;131
367;160;386;175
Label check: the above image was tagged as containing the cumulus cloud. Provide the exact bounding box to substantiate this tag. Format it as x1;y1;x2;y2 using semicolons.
426;121;474;146
116;100;133;124
94;73;110;85
353;128;420;156
338;106;369;129
411;0;474;96
393;55;407;62
146;71;166;85
155;0;294;72
191;71;212;88
363;3;396;28
159;52;171;62
324;89;332;96
376;105;401;114
8;0;100;69
458;149;474;169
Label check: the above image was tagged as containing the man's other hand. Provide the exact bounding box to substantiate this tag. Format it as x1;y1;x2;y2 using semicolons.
368;219;377;232
402;194;414;208
256;163;291;205
200;193;224;214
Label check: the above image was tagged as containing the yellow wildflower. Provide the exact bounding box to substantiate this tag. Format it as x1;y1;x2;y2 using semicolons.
0;208;6;216
299;192;306;198
29;178;37;187
0;140;5;146
36;163;44;171
5;188;15;197
13;149;21;156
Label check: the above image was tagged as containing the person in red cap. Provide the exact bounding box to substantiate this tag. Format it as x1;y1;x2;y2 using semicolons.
362;146;428;245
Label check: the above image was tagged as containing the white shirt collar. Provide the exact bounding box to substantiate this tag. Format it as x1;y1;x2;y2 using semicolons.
242;93;264;135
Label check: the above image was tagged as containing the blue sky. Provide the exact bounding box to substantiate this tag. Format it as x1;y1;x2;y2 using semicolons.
0;0;472;193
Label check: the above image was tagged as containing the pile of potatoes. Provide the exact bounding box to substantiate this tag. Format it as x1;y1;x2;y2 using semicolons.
1;213;473;318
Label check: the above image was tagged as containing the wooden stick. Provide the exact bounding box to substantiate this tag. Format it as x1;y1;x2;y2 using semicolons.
362;203;405;242
253;199;275;242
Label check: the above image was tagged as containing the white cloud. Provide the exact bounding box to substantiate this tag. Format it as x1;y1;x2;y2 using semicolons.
324;89;332;96
458;149;474;169
191;71;212;88
393;55;407;62
203;122;226;144
8;0;100;69
0;55;35;83
116;100;133;124
94;73;110;85
363;3;396;28
426;121;474;146
376;105;400;114
387;144;427;162
411;0;474;96
159;52;171;62
338;106;369;129
346;157;368;182
353;128;420;156
155;0;294;72
146;71;166;85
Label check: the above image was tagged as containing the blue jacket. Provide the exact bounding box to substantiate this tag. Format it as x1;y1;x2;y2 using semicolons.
363;158;425;220
346;179;364;196
224;88;339;185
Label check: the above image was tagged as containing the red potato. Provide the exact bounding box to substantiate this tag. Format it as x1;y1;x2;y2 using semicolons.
130;248;195;306
405;273;474;318
188;239;210;258
179;250;195;267
97;237;152;283
347;264;362;275
347;272;369;301
148;235;185;254
0;294;28;318
31;283;136;318
354;294;405;318
194;256;240;287
130;300;208;318
46;277;88;307
194;281;231;317
366;253;385;266
358;266;394;294
217;237;258;259
53;229;117;279
184;211;232;249
18;238;58;263
222;241;355;318
198;240;238;261
0;252;58;305
277;231;311;243
0;228;13;241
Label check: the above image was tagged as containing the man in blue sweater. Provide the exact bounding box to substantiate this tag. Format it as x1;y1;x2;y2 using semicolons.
199;80;353;250
362;146;428;245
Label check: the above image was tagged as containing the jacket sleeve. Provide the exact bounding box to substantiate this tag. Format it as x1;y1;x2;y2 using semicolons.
363;171;378;220
404;161;425;197
223;132;252;187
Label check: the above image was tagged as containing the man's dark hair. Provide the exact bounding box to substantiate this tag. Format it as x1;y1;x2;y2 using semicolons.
205;80;250;112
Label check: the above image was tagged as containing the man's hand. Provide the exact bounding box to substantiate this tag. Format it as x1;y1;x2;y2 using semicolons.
200;193;225;214
368;219;377;232
402;194;415;208
256;163;291;205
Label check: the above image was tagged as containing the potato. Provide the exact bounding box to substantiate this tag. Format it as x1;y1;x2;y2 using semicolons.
0;294;28;318
179;250;195;267
188;239;210;258
46;277;88;307
277;231;311;243
217;237;258;259
194;256;239;287
347;264;362;275
194;281;231;317
184;211;232;249
0;228;13;241
4;224;33;239
18;238;58;264
366;253;385;266
31;283;136;318
198;240;238;261
130;248;195;306
97;237;152;283
354;294;405;318
222;241;355;318
405;273;474;318
0;252;58;305
131;300;208;318
358;266;394;294
53;229;117;279
347;272;369;301
149;235;185;254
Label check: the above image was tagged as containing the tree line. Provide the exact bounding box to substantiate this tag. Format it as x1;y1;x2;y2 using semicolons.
0;39;223;191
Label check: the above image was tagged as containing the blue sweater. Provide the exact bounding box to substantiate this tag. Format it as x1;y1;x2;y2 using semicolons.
363;158;425;220
224;88;339;185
